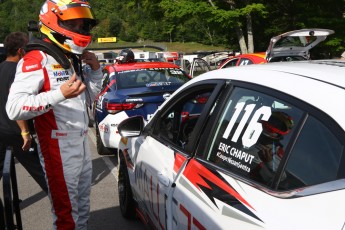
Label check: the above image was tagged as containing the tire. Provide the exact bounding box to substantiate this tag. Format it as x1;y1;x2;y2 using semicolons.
118;154;136;219
96;124;113;155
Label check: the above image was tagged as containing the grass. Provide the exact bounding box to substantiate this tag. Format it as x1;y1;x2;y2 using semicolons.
88;40;230;54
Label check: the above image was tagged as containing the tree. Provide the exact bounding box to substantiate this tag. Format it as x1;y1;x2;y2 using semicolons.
160;0;267;53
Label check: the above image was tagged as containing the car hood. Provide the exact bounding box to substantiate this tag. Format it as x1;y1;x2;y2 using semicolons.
265;28;334;61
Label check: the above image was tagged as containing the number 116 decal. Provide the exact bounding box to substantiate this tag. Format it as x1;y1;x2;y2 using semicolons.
222;102;272;148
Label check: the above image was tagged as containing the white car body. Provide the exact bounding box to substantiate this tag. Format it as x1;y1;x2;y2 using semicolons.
118;60;345;229
98;111;129;149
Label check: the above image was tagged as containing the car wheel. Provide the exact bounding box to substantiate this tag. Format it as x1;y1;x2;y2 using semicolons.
118;154;136;219
96;124;113;155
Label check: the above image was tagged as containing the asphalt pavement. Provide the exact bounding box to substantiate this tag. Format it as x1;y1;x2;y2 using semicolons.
0;127;145;230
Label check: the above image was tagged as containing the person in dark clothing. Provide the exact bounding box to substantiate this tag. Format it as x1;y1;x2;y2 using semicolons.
0;31;47;193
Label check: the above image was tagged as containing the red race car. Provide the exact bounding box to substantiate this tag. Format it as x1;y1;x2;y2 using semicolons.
218;52;267;69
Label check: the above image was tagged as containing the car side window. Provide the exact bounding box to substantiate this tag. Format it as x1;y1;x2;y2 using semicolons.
155;87;216;151
206;87;303;186
278;116;344;190
222;58;238;68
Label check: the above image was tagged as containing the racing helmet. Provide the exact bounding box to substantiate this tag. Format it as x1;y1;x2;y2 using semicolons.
261;111;294;140
39;0;96;54
116;49;135;63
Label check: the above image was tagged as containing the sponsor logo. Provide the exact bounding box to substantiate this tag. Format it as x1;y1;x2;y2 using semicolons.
25;64;39;71
52;64;63;70
53;70;69;77
22;104;50;111
126;98;143;102
56;132;68;137
56;76;70;82
99;124;109;133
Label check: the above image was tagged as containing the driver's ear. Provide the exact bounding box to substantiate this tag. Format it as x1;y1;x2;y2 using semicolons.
18;48;26;59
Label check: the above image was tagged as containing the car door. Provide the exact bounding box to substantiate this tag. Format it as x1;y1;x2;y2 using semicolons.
125;80;226;229
171;82;345;229
189;58;211;78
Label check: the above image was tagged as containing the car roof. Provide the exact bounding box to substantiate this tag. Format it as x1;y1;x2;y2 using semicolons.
218;52;267;69
178;60;345;129
111;61;181;71
223;52;266;61
237;52;266;59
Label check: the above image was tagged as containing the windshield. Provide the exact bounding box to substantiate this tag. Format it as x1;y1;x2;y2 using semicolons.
116;68;189;89
274;36;317;48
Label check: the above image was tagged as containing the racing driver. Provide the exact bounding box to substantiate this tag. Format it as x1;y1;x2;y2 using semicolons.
6;0;102;229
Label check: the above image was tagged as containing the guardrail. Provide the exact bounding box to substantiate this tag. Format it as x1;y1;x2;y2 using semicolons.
2;147;22;230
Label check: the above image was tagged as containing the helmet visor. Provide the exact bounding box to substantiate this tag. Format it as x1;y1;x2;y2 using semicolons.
59;18;95;35
58;3;95;21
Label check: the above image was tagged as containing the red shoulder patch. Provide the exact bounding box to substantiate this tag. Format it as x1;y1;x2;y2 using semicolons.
22;50;43;72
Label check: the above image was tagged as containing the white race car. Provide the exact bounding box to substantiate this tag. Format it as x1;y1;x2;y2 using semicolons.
118;60;345;229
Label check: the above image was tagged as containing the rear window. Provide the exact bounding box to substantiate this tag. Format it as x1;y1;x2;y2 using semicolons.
116;68;190;89
274;36;318;48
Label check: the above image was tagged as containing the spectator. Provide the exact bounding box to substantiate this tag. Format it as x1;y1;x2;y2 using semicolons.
0;31;47;192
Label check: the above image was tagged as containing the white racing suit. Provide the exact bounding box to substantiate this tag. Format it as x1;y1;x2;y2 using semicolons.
6;49;102;230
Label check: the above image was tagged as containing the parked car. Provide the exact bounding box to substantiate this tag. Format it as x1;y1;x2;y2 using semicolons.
117;60;345;229
265;28;334;62
218;52;267;69
217;28;334;70
94;61;191;155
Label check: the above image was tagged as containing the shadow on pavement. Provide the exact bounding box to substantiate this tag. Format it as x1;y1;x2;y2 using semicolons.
91;155;117;186
19;191;46;210
88;206;146;230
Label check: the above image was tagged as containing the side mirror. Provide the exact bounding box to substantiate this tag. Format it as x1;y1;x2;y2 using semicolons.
117;116;144;137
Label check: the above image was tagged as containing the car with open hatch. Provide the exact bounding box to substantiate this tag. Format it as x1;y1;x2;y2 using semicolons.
216;28;334;70
93;51;191;155
265;28;334;62
117;59;345;229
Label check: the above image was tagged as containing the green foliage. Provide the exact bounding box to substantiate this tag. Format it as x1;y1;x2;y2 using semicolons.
0;0;344;56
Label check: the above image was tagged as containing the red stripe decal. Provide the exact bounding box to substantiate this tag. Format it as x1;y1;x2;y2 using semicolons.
173;153;186;173
183;159;254;210
35;111;75;229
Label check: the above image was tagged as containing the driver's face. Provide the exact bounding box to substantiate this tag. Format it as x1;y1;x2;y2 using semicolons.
60;18;90;35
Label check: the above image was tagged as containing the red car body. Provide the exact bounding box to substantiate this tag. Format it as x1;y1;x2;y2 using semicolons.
218;52;267;69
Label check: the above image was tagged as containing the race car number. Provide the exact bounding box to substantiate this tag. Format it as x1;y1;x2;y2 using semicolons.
222;102;271;148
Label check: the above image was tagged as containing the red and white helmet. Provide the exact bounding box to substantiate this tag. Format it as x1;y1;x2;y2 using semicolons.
261;111;294;140
39;0;96;54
